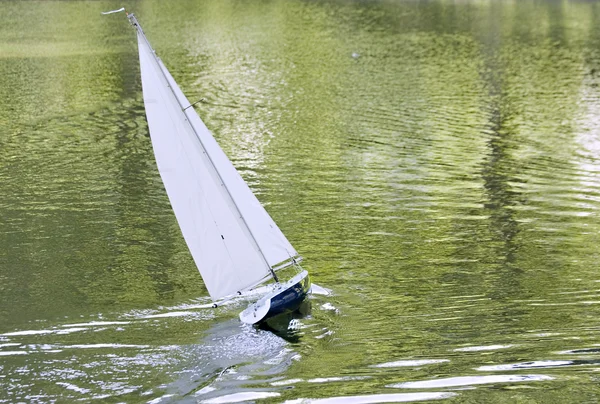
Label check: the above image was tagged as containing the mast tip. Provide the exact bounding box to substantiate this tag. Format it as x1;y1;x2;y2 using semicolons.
101;7;126;15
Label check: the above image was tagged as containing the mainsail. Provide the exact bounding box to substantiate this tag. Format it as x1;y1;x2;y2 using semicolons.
130;15;299;300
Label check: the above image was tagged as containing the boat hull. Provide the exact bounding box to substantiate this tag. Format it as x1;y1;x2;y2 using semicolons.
239;270;310;325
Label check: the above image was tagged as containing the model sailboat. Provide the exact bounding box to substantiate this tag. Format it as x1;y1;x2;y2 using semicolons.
124;12;310;324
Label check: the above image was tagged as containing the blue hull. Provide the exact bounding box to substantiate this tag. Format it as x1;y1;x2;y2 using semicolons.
265;272;311;319
239;270;311;325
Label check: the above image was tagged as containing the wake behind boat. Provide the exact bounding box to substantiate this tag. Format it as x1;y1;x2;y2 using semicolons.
113;11;311;324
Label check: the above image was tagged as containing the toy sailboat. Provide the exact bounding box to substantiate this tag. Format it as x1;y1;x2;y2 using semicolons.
125;12;310;324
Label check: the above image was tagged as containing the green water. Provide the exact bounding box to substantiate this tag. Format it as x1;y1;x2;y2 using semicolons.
2;0;600;402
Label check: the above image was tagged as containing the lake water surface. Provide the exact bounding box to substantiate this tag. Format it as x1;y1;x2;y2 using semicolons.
2;0;600;402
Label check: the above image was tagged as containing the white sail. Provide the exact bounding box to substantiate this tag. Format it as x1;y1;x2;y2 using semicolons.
162;55;299;269
132;17;298;300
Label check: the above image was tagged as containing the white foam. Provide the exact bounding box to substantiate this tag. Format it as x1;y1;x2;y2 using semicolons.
311;284;332;296
320;303;338;312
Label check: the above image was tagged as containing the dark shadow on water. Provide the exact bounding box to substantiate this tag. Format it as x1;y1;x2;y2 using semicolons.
162;300;314;401
258;300;312;342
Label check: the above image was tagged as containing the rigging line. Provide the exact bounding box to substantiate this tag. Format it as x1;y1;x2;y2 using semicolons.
128;13;279;283
183;98;207;111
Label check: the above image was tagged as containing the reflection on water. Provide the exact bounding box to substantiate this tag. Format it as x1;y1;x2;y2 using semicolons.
282;392;458;404
0;298;316;402
258;300;312;342
391;374;554;389
371;359;449;368
3;0;600;402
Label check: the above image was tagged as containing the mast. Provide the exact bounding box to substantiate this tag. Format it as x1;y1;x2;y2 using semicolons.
127;13;280;283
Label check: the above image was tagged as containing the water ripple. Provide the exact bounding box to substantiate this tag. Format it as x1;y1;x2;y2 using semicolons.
390;374;553;389
199;391;281;403
372;359;449;368
476;361;574;371
283;392;457;404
